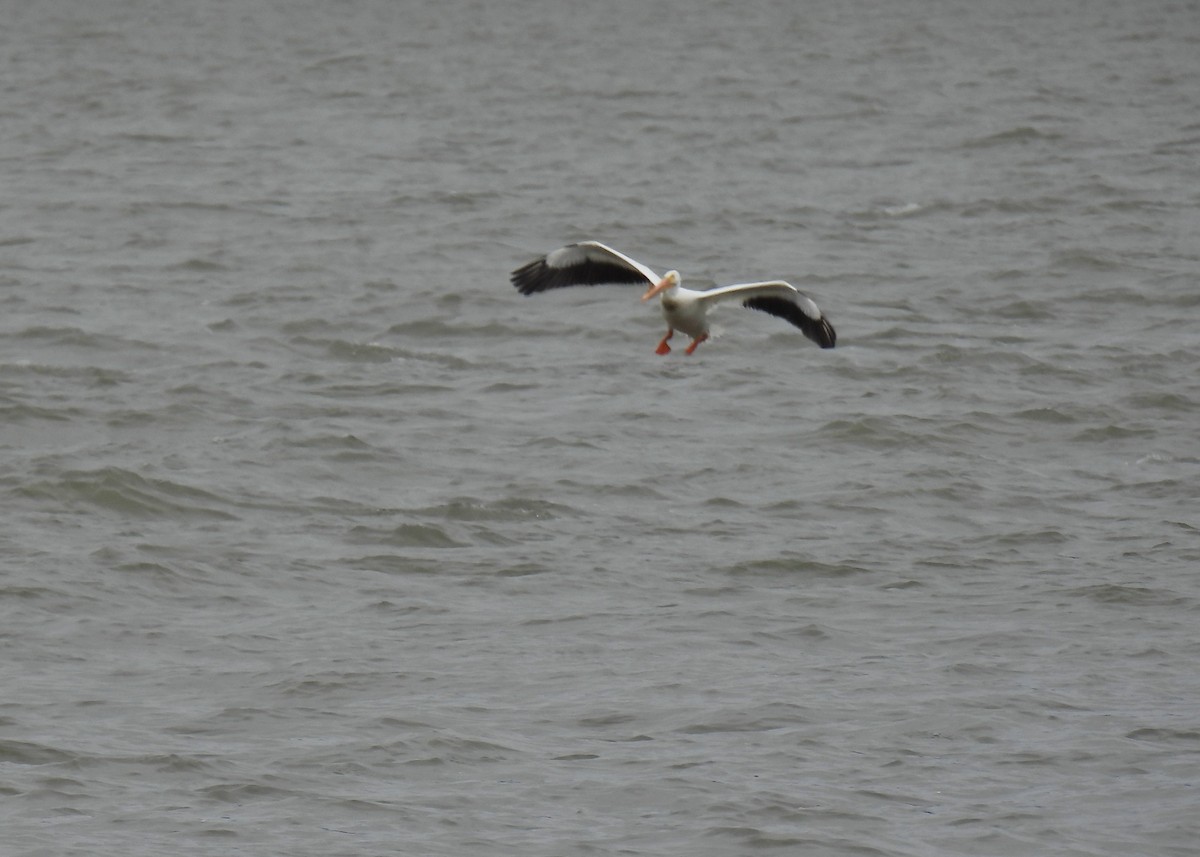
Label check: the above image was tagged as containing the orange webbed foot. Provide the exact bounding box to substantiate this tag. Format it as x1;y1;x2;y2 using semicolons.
655;330;674;355
684;333;709;355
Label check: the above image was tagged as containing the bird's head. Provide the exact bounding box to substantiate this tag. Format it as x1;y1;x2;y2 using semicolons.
642;270;680;302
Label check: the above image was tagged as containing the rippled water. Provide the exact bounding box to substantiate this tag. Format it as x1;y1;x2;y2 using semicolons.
3;1;1199;855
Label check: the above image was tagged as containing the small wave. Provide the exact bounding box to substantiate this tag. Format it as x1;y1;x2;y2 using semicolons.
12;326;161;355
1012;407;1077;424
1048;249;1124;272
0;401;81;423
386;319;555;340
347;522;465;549
18;467;238;520
1123;392;1192;413
494;562;552;577
1126;727;1200;745
414;496;578;522
882;201;924;217
813;416;946;451
677;701;813;734
422;733;520;763
199;782;301;802
343;555;445;574
723;557;869;577
1062;583;1187;607
266;433;377;456
169;257;228;272
966;528;1072;548
0;739;76;766
117;132;193;144
962;126;1061;148
1071;424;1155;442
990;299;1056;320
287;335;407;364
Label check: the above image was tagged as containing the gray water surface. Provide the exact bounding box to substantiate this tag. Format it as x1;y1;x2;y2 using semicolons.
3;1;1199;855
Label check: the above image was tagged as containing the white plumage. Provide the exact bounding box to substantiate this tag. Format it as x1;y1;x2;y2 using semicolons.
511;241;837;355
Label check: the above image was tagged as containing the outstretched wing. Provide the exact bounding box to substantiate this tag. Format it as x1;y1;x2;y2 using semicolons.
511;241;661;295
701;281;836;349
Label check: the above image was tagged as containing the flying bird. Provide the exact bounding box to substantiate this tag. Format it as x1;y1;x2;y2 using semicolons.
511;241;836;355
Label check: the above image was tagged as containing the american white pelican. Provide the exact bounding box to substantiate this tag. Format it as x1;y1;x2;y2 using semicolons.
511;241;836;354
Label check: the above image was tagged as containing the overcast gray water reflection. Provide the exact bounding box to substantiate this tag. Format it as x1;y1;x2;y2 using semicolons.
3;1;1199;855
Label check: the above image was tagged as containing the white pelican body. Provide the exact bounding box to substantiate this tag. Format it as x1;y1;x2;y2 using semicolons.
511;241;836;355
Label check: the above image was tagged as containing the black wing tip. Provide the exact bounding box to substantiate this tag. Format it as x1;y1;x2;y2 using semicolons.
816;318;837;349
510;258;550;295
510;247;651;295
743;296;838;349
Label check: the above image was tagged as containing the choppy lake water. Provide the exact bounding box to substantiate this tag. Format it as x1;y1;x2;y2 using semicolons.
3;1;1199;854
